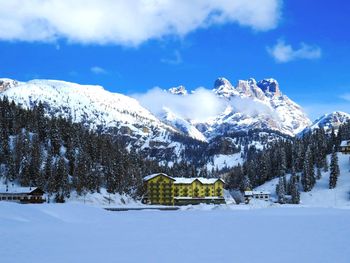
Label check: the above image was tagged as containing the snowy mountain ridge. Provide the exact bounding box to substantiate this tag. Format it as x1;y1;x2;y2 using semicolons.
209;77;310;137
0;78;182;153
300;111;350;135
162;77;311;139
0;77;348;166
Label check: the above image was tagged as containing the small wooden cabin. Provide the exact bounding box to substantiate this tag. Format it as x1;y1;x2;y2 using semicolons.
0;186;45;204
340;140;350;154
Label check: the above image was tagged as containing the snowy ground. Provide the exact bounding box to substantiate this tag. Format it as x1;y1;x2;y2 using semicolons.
1;202;350;263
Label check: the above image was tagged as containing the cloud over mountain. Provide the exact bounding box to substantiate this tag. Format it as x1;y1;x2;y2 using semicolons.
134;87;226;122
134;85;282;124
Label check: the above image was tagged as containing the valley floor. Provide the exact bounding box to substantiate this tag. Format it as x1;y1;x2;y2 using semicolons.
1;202;350;263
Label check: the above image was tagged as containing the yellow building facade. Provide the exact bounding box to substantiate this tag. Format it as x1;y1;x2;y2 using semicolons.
143;173;225;205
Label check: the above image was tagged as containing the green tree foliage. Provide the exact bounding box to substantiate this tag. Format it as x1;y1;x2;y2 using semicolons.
329;147;340;189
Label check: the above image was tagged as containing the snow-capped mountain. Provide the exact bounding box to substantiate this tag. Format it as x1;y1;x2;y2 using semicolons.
208;77;310;137
168;85;188;96
0;77;311;144
1;76;340;168
301;111;350;135
160;107;207;142
0;78;180;152
161;77;311;140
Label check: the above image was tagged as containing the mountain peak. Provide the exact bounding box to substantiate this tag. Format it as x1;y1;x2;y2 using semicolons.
257;78;281;96
213;77;238;97
301;111;350;135
214;77;231;88
168;85;188;96
0;78;20;92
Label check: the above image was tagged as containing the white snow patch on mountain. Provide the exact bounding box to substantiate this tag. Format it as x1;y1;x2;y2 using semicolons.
207;153;242;171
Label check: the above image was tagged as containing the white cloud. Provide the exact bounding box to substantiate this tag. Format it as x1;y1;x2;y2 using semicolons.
161;50;183;65
0;0;282;46
267;40;322;63
90;66;107;75
134;87;281;123
134;87;225;122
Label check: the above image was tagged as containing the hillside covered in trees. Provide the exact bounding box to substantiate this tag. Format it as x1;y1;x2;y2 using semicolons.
224;119;350;203
0;97;169;202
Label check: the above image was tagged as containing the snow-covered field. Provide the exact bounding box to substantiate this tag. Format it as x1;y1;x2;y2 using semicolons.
1;202;350;263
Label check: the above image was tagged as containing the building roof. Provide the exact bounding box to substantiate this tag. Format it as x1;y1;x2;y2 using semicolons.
0;186;42;194
244;190;271;196
143;173;175;181
174;177;224;185
143;174;225;185
340;140;350;147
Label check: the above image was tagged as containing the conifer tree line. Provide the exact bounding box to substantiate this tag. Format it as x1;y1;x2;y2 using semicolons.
225;124;348;203
0;97;165;202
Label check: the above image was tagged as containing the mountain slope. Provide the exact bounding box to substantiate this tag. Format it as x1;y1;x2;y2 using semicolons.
300;111;350;135
0;78;181;151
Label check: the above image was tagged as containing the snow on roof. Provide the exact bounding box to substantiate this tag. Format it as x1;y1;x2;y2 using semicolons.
340;140;350;147
173;178;193;184
143;174;224;184
245;190;270;196
143;173;174;181
174;177;224;185
0;186;40;194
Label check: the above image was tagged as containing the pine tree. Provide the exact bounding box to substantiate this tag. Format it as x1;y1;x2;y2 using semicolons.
301;146;315;192
316;167;322;180
55;155;70;202
276;176;286;204
290;179;300;204
323;157;329;172
240;175;251;192
329;147;340;189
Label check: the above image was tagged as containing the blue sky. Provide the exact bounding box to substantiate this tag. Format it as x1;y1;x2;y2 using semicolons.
0;0;349;120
